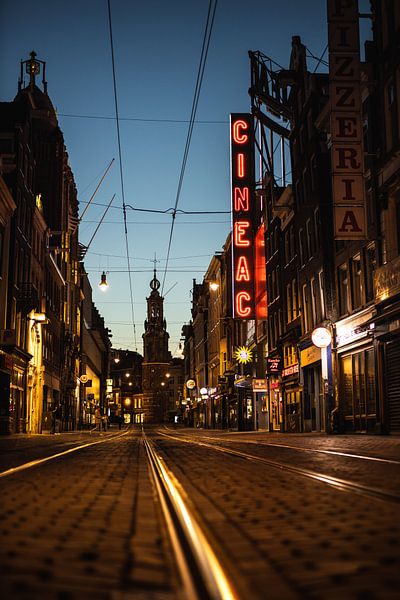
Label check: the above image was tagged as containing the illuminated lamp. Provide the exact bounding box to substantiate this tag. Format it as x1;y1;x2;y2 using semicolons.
234;346;253;364
209;279;219;291
98;271;109;291
200;387;208;395
32;312;48;323
311;327;332;348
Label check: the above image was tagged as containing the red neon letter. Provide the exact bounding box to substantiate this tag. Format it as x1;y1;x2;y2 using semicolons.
234;187;249;211
233;120;248;144
234;221;251;246
237;153;245;178
236;291;251;317
236;256;251;281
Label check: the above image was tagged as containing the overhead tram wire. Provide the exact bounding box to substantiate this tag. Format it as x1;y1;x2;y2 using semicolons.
107;0;138;351
161;0;218;295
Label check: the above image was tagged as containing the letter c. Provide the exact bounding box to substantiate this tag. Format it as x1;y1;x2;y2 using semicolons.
233;120;248;144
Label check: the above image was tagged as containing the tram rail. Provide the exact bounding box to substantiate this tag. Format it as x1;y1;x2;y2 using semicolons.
157;430;400;505
142;430;239;600
163;426;400;465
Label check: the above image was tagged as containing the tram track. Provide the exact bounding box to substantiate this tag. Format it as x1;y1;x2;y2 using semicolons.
0;428;130;479
157;430;400;505
163;426;400;465
142;430;239;600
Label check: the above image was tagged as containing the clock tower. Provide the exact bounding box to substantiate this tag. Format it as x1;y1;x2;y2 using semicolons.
142;269;171;422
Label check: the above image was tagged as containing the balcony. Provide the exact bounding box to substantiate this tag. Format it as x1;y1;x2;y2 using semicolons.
16;283;39;313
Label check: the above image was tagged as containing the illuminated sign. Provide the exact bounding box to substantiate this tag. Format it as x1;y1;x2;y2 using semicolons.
253;378;268;391
282;363;299;378
234;346;253;364
230;114;255;318
267;357;281;374
255;223;267;320
186;379;196;390
328;0;366;239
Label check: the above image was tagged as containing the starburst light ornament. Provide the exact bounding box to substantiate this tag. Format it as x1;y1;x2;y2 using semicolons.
234;346;253;364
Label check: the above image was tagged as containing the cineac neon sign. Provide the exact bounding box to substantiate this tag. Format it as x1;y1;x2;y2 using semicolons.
230;114;255;319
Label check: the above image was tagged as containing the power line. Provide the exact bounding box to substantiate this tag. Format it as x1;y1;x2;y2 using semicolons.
161;0;218;295
107;0;137;351
58;113;227;124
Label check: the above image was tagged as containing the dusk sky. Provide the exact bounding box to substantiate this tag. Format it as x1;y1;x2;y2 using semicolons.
1;0;366;356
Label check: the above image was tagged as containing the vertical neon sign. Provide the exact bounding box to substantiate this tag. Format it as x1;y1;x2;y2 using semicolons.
230;114;255;319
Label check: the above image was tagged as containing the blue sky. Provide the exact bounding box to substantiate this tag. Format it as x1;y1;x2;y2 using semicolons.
1;0;335;354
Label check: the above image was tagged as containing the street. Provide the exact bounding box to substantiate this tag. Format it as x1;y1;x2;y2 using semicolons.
0;427;399;600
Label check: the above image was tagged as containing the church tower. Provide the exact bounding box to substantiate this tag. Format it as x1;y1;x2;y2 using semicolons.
142;269;171;422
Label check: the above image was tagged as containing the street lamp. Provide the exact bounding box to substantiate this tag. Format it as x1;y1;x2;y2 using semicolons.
312;326;334;432
98;271;109;291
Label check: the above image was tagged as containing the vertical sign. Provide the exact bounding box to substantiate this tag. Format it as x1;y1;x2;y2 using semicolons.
230;114;255;319
255;223;267;320
328;0;366;239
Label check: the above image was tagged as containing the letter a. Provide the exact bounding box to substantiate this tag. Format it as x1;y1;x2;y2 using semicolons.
338;210;362;232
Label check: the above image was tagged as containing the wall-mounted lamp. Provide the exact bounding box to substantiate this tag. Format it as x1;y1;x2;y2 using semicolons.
30;311;49;324
98;271;109;292
209;279;219;291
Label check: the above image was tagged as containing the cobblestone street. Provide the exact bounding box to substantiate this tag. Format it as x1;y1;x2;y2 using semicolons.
0;427;399;599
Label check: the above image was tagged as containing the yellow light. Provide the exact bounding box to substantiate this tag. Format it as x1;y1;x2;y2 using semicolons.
125;398;131;406
234;346;253;364
161;382;165;386
209;281;219;291
166;372;171;378
98;271;109;292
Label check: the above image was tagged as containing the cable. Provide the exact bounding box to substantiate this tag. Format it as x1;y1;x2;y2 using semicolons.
161;0;218;294
58;113;227;124
107;0;137;351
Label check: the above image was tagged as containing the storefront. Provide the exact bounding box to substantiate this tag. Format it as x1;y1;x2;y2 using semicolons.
373;257;400;433
300;344;324;432
282;363;302;432
235;377;255;431
0;352;13;434
335;308;377;433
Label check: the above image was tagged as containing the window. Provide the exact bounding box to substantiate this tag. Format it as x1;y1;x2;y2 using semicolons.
286;283;292;323
385;79;398;151
310;277;317;328
314;208;320;250
306;218;314;258
292;279;298;319
284;230;290;266
318;270;325;321
299;228;304;266
338;263;350;316
364;243;376;303
351;254;362;309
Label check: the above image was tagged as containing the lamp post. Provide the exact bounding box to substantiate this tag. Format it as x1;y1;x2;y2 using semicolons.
311;327;334;434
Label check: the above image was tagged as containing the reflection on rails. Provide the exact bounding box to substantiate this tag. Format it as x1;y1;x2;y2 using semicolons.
158;430;400;505
143;430;239;600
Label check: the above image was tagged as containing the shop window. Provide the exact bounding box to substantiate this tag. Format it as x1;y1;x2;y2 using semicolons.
338;263;350;316
340;349;376;431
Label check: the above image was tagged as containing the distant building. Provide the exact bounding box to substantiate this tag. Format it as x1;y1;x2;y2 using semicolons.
142;269;172;422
